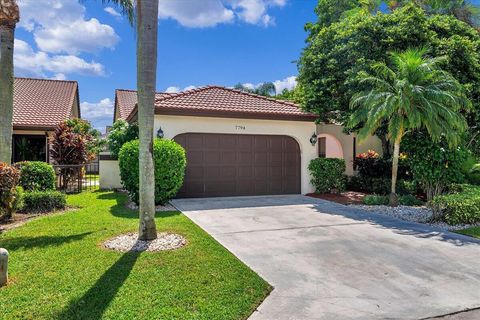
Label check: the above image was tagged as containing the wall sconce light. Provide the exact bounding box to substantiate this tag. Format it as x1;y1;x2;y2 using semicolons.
310;133;318;146
156;127;164;139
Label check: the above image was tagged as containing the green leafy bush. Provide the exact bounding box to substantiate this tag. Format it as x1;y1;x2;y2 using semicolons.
308;158;346;194
399;195;424;206
15;161;56;191
363;194;423;206
431;185;480;225
467;164;480;185
0;162;21;220
348;176;416;196
403;133;468;201
107;120;139;159
118;139;186;205
363;195;389;205
22;190;66;213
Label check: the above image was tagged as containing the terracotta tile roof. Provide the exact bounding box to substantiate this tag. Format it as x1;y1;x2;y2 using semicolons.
114;89;172;121
125;86;317;122
13;77;79;130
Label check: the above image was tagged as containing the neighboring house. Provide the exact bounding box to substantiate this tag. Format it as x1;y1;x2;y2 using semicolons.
102;86;381;197
12;77;80;163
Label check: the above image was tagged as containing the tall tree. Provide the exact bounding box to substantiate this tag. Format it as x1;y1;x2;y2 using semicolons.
0;0;19;164
234;82;277;96
298;4;480;154
348;48;469;206
101;0;157;240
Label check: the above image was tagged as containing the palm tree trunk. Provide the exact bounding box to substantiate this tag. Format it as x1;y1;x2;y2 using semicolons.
0;24;15;164
136;0;158;240
389;137;401;207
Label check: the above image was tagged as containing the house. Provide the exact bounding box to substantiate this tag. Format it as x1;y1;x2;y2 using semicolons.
101;86;382;197
11;77;81;163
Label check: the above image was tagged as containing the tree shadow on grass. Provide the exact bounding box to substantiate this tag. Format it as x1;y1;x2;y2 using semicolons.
0;232;94;251
56;251;140;320
96;191;180;220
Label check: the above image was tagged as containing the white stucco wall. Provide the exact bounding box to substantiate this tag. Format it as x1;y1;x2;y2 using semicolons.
155;115;318;194
317;124;383;175
99;152;122;189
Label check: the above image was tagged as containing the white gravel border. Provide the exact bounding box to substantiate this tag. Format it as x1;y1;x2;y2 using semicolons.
103;232;186;252
350;204;480;231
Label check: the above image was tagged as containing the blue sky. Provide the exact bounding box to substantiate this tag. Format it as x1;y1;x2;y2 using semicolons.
14;0;317;132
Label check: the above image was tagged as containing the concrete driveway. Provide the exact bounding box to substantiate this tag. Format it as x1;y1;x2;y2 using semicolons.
171;195;480;320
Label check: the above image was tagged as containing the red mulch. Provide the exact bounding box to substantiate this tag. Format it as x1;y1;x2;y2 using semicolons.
306;191;368;205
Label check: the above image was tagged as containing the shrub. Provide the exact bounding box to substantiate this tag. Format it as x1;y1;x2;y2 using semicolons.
347;176;416;196
354;150;410;180
363;195;389;205
22;190;66;213
50;121;89;165
403;133;468;201
430;185;480;225
107;120;139;159
308;158;346;194
0;162;21;220
15;161;56;191
467;164;480;185
399;195;424;206
118;139;186;205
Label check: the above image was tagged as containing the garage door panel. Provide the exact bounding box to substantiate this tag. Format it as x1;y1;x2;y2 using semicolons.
174;133;300;198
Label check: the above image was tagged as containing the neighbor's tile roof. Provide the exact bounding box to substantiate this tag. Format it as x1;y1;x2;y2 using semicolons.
114;89;172;121
125;86;317;122
13;77;79;129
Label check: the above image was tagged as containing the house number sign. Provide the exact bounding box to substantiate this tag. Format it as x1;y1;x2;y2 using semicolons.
235;125;246;130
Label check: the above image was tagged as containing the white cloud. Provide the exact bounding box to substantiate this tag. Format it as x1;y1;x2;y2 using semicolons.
165;85;197;93
18;0;119;55
80;98;114;132
273;76;297;94
104;7;122;18
158;0;287;28
159;0;234;28
14;39;105;78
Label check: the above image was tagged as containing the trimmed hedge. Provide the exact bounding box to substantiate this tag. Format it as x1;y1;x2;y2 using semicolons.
308;158;346;194
16;161;56;191
362;194;424;206
431;185;480;225
347;176;417;196
22;190;66;213
118;139;186;205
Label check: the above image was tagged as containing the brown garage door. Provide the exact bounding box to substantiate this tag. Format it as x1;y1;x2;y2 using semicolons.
174;133;301;198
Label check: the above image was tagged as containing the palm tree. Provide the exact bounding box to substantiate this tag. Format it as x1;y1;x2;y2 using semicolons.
101;0;158;240
0;0;19;164
348;47;469;206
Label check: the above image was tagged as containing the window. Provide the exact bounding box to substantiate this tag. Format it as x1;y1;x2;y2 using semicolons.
318;137;326;158
12;134;47;163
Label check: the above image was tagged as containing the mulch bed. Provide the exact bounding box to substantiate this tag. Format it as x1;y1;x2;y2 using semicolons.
0;208;73;233
306;191;368;205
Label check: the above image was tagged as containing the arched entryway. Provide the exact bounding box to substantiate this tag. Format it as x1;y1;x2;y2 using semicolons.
317;134;344;159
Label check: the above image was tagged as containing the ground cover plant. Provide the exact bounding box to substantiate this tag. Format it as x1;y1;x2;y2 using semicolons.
0;191;271;319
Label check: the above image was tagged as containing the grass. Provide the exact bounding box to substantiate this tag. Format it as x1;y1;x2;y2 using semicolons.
457;227;480;239
0;191;271;320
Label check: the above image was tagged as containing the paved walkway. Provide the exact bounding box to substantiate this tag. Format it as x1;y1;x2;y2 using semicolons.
172;195;480;320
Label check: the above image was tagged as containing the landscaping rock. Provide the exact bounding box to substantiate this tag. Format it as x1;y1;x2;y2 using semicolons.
350;204;480;231
103;232;186;252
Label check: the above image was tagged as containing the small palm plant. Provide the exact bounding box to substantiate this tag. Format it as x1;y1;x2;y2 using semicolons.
349;47;470;206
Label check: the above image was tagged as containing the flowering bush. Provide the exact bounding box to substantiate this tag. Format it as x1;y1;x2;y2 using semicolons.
0;162;21;220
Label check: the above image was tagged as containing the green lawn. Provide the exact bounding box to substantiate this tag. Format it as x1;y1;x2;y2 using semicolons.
0;191;271;320
457;227;480;239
